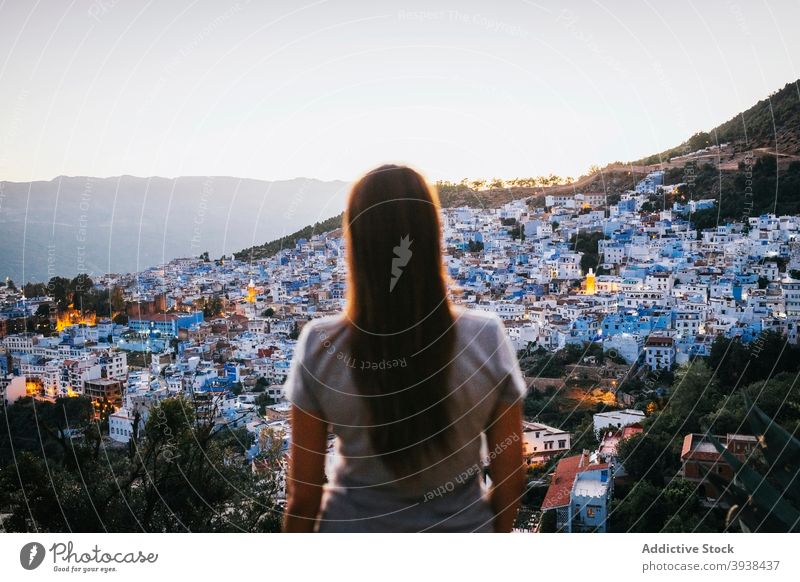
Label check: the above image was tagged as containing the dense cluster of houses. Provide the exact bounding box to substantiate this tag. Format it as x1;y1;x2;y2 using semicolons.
443;177;800;373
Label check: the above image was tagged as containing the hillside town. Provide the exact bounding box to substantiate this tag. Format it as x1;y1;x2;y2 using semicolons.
2;169;799;532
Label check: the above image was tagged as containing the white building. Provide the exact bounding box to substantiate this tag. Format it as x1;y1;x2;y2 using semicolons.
521;421;571;463
491;301;526;320
674;311;702;337
783;280;800;316
603;333;642;364
644;335;675;370
545;194;577;209
554;253;582;280
109;407;138;444
593;409;645;433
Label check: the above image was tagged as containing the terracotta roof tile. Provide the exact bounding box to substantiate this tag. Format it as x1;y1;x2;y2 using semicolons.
541;453;609;510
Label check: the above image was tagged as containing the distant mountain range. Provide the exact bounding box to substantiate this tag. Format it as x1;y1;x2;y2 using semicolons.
0;175;349;283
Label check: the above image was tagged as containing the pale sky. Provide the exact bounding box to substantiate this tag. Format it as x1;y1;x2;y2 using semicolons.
0;0;798;183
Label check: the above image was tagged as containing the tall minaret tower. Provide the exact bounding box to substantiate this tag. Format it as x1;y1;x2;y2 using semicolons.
585;268;596;295
247;279;257;318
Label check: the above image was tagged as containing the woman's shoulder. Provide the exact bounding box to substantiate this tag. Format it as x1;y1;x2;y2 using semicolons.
451;306;517;368
451;305;505;335
451;306;526;402
300;313;348;336
294;314;349;359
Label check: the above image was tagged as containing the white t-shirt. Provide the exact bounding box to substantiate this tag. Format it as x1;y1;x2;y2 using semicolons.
284;306;527;532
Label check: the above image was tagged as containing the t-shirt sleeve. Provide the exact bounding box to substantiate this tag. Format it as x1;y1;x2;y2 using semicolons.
283;322;323;412
492;317;528;403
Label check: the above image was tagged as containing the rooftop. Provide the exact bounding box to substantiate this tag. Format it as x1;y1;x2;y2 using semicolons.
572;473;609;499
541;451;609;510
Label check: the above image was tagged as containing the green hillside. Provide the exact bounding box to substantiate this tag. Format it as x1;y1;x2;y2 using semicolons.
233;214;343;262
636;80;800;165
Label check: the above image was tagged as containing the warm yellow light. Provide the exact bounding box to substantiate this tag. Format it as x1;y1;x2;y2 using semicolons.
56;309;97;331
599;391;616;405
585;268;596;295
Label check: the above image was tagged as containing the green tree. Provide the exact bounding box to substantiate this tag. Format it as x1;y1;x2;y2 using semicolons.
539;509;557;532
47;276;71;310
705;373;800;436
615;431;677;486
203;294;224;317
708;336;748;389
0;396;94;466
70;274;94;310
571;232;605;274
467;239;484;253
611;479;720;532
110;286;125;313
24;282;48;297
659;360;719;434
0;395;282;533
661;479;722;532
256;393;274;415
610;481;668;532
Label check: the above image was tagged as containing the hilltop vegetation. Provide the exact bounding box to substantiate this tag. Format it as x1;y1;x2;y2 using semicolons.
714;81;800;150
636;80;800;165
662;155;800;230
435;183;537;208
234;214;343;262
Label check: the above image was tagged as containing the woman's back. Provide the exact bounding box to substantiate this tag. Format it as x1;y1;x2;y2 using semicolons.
285;306;526;532
283;164;525;533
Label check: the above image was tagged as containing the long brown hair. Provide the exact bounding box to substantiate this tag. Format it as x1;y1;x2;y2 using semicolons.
345;164;454;477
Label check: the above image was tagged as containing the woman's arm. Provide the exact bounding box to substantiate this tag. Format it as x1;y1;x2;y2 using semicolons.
486;400;525;532
283;405;328;532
